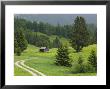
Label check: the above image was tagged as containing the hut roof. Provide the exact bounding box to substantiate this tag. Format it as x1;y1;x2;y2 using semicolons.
40;47;46;49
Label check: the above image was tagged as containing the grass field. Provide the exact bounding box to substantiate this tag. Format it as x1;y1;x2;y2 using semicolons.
37;32;70;46
14;44;97;76
14;65;32;76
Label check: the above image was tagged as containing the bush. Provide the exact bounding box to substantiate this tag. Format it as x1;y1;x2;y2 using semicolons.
71;63;96;73
71;56;85;73
81;63;96;73
71;63;81;73
71;56;96;73
77;56;85;73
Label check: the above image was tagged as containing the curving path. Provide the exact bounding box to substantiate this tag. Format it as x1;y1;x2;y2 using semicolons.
15;59;46;76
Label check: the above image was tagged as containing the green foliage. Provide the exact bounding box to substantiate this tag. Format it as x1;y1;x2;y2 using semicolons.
87;24;97;44
55;45;72;67
14;28;28;56
24;30;70;49
15;44;96;76
14;16;97;76
53;37;62;48
90;30;97;44
36;35;51;48
14;17;96;40
16;47;21;56
77;56;85;73
14;37;19;53
88;50;97;71
14;17;96;49
71;55;96;73
70;56;85;73
14;65;32;76
78;56;83;64
70;16;90;52
24;30;51;48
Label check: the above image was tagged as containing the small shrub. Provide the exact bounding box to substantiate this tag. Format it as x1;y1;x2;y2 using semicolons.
71;63;81;73
77;56;85;73
78;56;83;64
71;56;85;73
71;56;96;73
81;63;96;73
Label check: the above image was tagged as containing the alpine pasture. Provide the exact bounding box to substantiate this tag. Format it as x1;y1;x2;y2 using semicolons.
14;14;97;76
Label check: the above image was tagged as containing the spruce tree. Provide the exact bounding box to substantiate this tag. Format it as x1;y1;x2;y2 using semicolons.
16;47;21;56
88;50;97;71
14;38;21;56
36;35;51;48
14;37;18;53
53;37;62;48
70;16;89;52
55;45;72;67
14;28;28;56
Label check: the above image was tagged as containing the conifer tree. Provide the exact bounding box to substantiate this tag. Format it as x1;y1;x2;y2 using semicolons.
53;37;62;48
14;28;28;56
88;50;97;71
70;16;89;52
55;45;72;67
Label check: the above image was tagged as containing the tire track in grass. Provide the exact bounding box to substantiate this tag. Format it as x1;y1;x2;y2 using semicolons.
15;59;46;76
15;61;38;76
21;60;46;76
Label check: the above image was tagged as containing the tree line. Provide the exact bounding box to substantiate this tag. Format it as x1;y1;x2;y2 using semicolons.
14;17;97;41
14;16;97;55
14;17;72;38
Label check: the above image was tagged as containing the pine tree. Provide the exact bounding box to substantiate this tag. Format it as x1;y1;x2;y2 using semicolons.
36;35;51;48
88;50;97;71
92;29;97;44
14;37;21;56
14;37;19;53
53;37;62;48
14;28;28;56
55;45;72;67
16;47;21;56
70;16;89;52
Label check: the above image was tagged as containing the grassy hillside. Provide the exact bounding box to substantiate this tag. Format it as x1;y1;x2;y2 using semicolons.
14;44;96;76
37;32;70;46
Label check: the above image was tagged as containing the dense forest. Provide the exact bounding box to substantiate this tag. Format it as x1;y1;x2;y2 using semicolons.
14;17;97;55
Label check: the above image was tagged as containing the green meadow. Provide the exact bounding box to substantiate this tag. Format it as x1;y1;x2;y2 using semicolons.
14;15;97;76
14;44;96;76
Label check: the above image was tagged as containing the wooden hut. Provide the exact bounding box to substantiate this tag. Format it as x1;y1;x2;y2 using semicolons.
39;47;49;52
